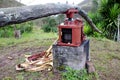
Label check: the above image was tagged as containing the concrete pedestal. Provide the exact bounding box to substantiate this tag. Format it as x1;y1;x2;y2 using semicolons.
52;40;90;71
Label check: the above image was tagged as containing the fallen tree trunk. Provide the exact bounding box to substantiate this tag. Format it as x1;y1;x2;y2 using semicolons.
0;4;101;33
0;4;72;26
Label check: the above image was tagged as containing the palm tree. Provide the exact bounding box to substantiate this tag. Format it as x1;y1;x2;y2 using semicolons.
99;0;120;39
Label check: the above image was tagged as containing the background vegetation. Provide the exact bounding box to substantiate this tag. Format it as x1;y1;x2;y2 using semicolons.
0;22;33;38
84;0;120;40
41;17;57;32
41;14;64;33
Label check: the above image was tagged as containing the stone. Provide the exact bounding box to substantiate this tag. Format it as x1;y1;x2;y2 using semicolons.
52;40;90;71
86;61;95;73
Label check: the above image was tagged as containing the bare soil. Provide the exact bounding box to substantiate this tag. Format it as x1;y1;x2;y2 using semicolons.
0;38;61;80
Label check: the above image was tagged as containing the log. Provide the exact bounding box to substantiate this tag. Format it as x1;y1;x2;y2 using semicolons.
0;3;101;33
78;8;102;33
0;4;72;26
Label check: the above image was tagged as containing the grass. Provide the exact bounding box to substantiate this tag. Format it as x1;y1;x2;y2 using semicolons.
15;72;41;80
0;28;57;48
0;28;58;80
0;28;120;80
90;37;120;80
62;67;92;80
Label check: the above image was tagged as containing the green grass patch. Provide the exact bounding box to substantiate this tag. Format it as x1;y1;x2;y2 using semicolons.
2;77;12;80
62;67;95;80
0;29;57;48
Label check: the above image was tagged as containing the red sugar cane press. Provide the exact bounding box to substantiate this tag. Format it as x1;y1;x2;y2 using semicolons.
57;8;95;73
57;8;85;46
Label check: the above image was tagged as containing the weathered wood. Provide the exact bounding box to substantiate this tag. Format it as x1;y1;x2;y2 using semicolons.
86;61;95;73
78;8;102;33
0;3;101;33
117;15;120;41
0;4;72;26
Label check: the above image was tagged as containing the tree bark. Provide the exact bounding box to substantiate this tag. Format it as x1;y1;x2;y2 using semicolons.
0;3;101;33
0;4;72;26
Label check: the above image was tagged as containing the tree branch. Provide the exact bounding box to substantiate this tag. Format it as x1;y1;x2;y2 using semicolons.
0;3;101;33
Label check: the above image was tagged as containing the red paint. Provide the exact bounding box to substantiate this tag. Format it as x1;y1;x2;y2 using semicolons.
66;8;78;18
28;52;45;61
57;8;85;47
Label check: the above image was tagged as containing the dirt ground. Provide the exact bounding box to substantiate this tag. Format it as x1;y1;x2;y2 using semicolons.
0;38;61;80
0;38;120;80
90;38;120;80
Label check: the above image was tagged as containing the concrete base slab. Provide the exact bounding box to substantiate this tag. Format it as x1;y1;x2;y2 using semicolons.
52;40;90;71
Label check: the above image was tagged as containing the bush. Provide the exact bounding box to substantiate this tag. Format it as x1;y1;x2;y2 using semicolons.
86;0;120;40
84;11;106;38
17;22;33;34
84;23;93;36
0;26;14;38
42;17;57;33
42;24;51;32
84;22;104;38
0;22;33;38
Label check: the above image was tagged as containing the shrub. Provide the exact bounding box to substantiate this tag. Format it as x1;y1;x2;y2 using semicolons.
0;22;33;38
17;22;33;34
42;24;51;32
84;22;104;38
0;25;14;38
42;17;57;33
